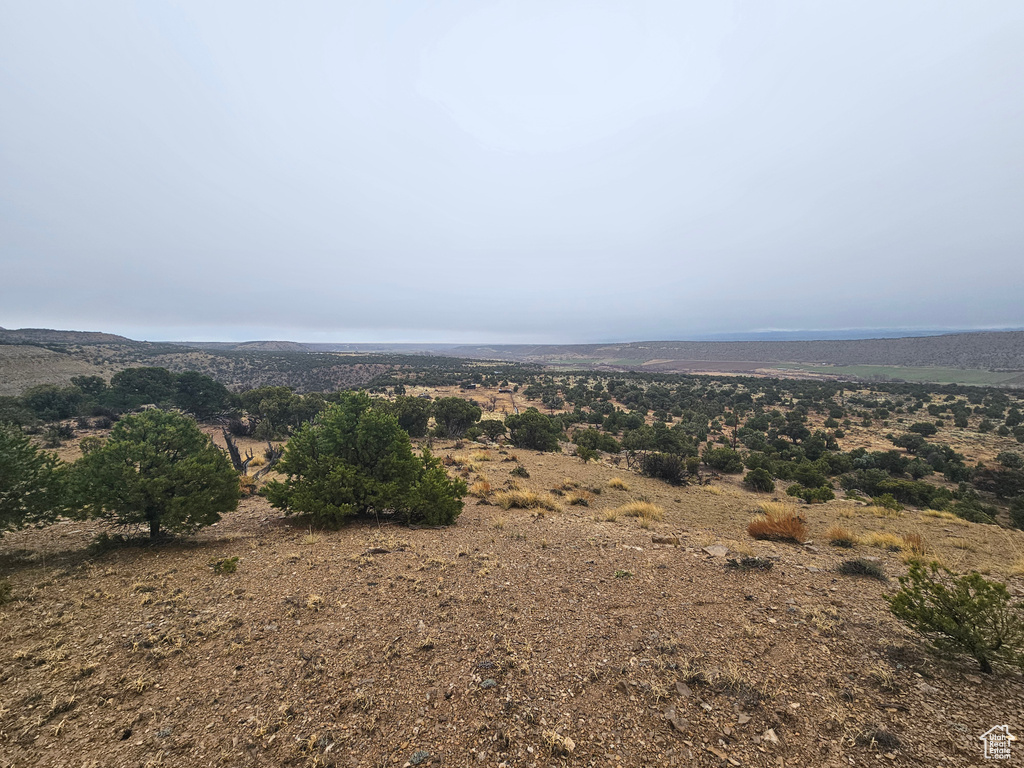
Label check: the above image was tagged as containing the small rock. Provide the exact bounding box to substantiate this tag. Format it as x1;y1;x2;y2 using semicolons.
916;682;940;695
676;681;692;698
762;728;780;744
408;749;431;765
703;545;728;558
480;679;497;689
664;707;689;733
737;714;751;725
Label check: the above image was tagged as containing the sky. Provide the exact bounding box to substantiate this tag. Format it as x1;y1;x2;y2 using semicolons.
1;1;1023;344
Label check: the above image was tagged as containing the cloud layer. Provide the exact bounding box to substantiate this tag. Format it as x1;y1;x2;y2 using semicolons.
2;1;1022;341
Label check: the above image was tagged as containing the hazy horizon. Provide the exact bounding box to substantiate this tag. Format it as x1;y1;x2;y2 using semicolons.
4;321;1023;347
3;2;1023;342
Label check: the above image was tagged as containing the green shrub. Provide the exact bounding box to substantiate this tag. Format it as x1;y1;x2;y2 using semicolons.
743;467;775;493
432;397;482;438
0;578;12;604
265;392;466;526
872;493;903;511
505;409;562;452
786;483;835;504
703;446;744;474
997;451;1024;470
71;410;239;539
886;563;1024;674
1011;497;1024;530
510;465;530;479
210;556;239;574
1;423;66;537
573;428;621;454
640;452;687;485
950;497;997;525
479;420;507;441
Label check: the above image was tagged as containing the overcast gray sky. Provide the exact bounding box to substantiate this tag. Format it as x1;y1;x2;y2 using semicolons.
2;1;1022;343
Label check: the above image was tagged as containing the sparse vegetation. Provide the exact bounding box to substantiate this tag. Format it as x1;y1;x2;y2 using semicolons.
827;526;857;548
887;563;1024;673
492;490;560;512
3;340;1024;766
747;503;806;543
742;467;775;493
615;501;664;521
838;558;886;580
210;556;239;574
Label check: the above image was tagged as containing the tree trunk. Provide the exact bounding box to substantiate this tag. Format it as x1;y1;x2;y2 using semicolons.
979;656;993;674
150;518;160;540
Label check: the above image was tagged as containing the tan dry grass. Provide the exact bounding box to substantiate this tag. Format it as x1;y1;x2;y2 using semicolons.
615;501;665;521
921;509;970;526
492;489;561;512
863;532;905;551
468;480;491;499
607;477;630;491
748;503;806;543
868;505;902;519
826;526;858;547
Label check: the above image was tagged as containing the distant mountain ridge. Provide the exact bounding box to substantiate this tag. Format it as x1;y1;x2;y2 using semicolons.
447;331;1024;371
5;327;1024;377
0;327;134;344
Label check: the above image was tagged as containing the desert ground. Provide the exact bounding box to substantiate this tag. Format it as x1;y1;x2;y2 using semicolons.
3;419;1023;768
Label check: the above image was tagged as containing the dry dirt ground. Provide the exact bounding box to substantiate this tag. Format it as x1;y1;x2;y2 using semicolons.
3;438;1024;768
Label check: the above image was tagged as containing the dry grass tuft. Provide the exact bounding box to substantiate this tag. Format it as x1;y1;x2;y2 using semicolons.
900;532;927;558
450;454;480;472
302;528;321;546
948;537;976;551
748;503;806;543
868;505;902;519
493;490;560;512
616;501;664;521
468;480;491;499
469;450;492;462
922;509;970;526
827;526;858;548
607;477;630;491
1010;558;1024;577
565;491;592;507
863;532;905;551
809;606;842;636
595;509;619;523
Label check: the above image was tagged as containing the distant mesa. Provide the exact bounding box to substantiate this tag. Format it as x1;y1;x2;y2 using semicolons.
0;327;133;344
